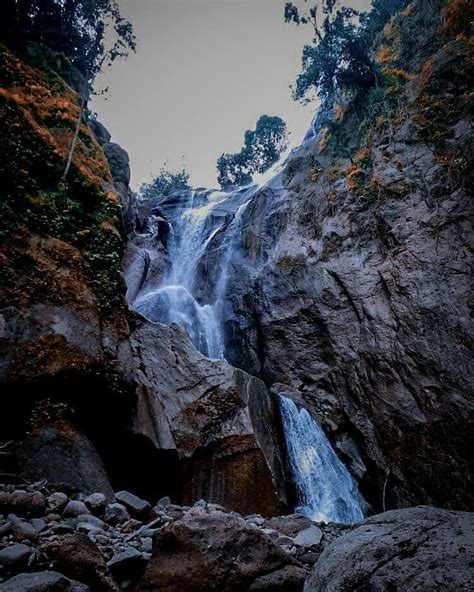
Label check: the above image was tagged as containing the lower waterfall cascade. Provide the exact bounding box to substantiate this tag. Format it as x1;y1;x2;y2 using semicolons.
130;178;366;524
278;395;365;523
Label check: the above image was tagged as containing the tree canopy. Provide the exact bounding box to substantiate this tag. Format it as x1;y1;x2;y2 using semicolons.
285;0;410;102
138;168;191;200
0;0;136;80
217;115;288;189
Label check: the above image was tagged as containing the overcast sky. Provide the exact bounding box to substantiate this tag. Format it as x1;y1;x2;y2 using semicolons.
91;0;316;190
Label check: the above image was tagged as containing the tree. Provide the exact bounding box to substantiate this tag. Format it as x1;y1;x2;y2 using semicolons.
0;1;136;182
285;0;410;102
217;115;288;189
138;168;191;200
0;0;136;81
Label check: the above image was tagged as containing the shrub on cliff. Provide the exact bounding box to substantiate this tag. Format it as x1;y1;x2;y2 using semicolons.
139;168;191;199
217;115;288;189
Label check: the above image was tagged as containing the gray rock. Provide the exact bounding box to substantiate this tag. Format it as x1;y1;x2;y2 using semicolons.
29;519;47;533
0;544;30;569
304;507;474;591
155;496;171;508
0;491;46;518
12;520;37;542
114;491;152;519
63;501;90;518
46;493;69;513
84;493;106;515
75;514;105;529
107;547;147;584
0;570;90;591
104;503;129;525
293;526;323;548
42;524;75;536
17;425;114;500
129;321;285;516
249;565;308;591
136;506;301;591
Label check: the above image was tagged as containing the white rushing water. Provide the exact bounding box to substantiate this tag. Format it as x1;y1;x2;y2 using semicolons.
278;395;365;524
133;189;228;359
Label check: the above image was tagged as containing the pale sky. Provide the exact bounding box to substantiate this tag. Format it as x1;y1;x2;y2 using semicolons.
92;0;315;190
92;0;371;190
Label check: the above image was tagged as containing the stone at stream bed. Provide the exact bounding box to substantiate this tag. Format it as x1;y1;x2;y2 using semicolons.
0;492;46;518
29;519;47;533
46;493;69;513
0;570;90;591
136;506;304;592
293;526;323;548
63;501;90;518
114;491;153;520
11;520;38;543
84;493;106;515
249;565;309;592
107;547;147;586
304;506;474;591
104;503;130;526
0;544;31;570
42;533;118;592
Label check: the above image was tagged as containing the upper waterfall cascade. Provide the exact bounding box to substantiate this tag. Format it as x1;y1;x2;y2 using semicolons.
129;166;366;524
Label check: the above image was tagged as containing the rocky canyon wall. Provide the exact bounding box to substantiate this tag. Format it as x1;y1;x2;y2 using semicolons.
218;0;473;511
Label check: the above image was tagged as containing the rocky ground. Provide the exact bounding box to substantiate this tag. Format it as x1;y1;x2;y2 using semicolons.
0;483;472;591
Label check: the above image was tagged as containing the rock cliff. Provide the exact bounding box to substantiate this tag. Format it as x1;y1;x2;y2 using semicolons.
214;0;473;511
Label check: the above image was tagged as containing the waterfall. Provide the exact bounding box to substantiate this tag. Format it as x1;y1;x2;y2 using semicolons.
278;395;365;524
130;162;366;524
132;189;233;359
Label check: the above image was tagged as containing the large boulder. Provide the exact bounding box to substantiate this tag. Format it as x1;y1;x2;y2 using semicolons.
304;506;474;591
17;423;114;499
130;320;285;516
137;506;307;591
0;571;90;591
42;533;119;592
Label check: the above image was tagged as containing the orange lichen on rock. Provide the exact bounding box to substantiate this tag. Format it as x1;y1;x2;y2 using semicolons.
0;44;112;195
377;45;397;64
383;67;415;81
400;2;415;17
319;127;329;153
346;164;363;192
439;0;474;36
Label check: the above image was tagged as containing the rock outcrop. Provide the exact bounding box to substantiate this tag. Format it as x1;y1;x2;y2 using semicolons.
0;42;135;495
304;506;474;591
130;319;286;515
137;504;307;592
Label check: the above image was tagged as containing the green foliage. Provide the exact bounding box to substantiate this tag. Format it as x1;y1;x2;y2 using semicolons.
217;115;288;188
138;168;191;199
285;0;410;101
0;0;136;80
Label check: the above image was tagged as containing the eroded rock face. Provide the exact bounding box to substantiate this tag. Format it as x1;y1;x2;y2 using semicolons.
136;506;307;592
130;320;285;515
304;506;474;592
